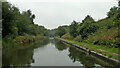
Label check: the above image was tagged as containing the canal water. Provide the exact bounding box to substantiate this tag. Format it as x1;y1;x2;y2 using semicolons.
2;38;119;67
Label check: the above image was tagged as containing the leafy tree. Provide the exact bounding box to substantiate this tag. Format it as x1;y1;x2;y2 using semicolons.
2;2;18;38
113;1;120;38
0;1;2;19
0;1;2;39
80;24;98;39
77;15;98;39
82;15;95;24
55;26;67;37
49;29;55;37
118;1;120;8
62;25;70;33
2;2;49;40
107;6;118;18
69;20;79;37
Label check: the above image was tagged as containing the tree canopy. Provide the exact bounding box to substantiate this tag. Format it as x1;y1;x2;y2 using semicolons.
55;26;67;37
54;1;120;48
2;2;49;40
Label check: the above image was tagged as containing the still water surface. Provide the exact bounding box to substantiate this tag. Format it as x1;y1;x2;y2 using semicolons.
2;38;118;67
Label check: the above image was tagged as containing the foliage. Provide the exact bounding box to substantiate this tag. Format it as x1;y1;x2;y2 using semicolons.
77;15;98;39
61;33;73;39
74;35;82;42
13;36;46;44
58;38;120;60
2;35;46;48
2;2;49;42
85;26;119;48
82;15;95;24
69;20;79;37
107;6;118;18
55;26;67;37
55;1;120;48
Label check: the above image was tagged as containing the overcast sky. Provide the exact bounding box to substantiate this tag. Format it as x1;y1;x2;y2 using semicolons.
7;0;118;29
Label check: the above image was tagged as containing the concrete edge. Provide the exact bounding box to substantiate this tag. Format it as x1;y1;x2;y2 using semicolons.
55;38;120;64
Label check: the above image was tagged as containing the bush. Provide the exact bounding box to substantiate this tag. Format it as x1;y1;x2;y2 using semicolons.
62;33;73;39
87;33;117;48
74;35;82;42
115;38;120;48
13;35;46;44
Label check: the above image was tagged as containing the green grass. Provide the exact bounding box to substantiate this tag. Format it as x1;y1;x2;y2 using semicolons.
57;37;120;60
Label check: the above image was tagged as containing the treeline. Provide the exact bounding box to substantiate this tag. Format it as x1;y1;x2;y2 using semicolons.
54;1;120;48
0;1;2;40
2;2;49;45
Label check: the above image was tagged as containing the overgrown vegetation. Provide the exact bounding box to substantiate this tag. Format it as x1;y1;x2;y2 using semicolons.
0;1;2;41
54;1;120;48
57;37;120;60
2;2;49;47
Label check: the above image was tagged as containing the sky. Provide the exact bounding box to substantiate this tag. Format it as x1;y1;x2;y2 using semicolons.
7;0;118;29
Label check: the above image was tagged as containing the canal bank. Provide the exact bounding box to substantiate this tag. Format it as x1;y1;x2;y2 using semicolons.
2;38;120;67
55;37;120;65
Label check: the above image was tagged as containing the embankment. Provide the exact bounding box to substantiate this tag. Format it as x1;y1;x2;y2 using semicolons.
2;35;47;48
55;37;120;65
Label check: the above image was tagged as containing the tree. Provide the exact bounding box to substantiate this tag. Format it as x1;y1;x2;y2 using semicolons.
107;6;118;18
118;1;120;7
2;2;18;38
69;20;79;37
2;2;49;39
113;1;120;27
82;15;95;24
0;1;2;19
55;26;67;37
77;15;98;39
31;14;35;19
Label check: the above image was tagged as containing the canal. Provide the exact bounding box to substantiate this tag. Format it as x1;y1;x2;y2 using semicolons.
2;38;119;67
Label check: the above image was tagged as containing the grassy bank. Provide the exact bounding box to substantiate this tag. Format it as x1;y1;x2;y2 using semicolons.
57;37;120;60
2;35;46;48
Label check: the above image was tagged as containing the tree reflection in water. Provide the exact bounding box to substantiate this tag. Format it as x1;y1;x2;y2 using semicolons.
2;38;49;67
68;47;116;68
2;39;119;68
52;39;117;68
54;40;68;51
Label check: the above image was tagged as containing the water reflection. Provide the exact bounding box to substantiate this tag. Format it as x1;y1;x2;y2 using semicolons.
68;45;117;68
54;40;68;51
2;39;49;66
2;38;119;67
3;47;34;66
53;39;118;68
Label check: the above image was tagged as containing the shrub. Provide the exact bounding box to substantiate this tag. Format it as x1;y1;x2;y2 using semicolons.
115;38;120;48
13;35;46;44
62;33;73;39
87;33;117;47
86;34;96;44
74;35;82;42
